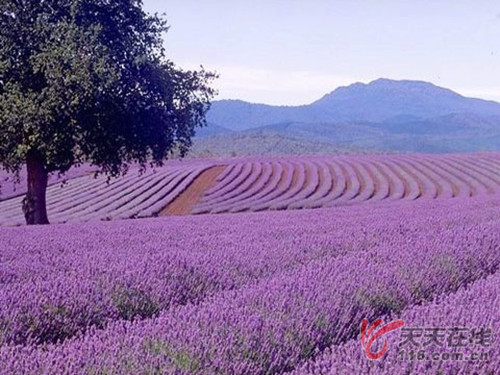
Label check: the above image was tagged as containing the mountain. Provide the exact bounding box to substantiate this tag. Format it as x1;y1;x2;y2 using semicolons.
206;79;500;131
195;123;233;138
310;78;500;122
206;100;330;131
199;78;500;154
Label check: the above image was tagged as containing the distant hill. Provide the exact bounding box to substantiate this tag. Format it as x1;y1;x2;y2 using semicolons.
195;123;233;138
310;78;500;122
189;131;360;157
199;78;500;154
206;100;330;131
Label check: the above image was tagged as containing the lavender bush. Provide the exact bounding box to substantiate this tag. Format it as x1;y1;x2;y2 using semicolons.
0;194;499;373
291;271;500;375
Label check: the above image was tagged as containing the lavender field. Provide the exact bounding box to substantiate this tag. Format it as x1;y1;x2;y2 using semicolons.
0;185;499;374
3;0;499;374
2;153;500;225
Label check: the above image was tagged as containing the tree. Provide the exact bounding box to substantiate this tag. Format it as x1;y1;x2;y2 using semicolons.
0;0;217;225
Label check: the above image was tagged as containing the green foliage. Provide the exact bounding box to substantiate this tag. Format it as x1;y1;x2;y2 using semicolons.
431;253;460;291
355;288;406;315
143;338;201;372
111;286;159;320
0;0;217;177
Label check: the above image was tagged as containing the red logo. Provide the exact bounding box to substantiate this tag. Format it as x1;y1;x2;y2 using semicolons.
360;318;405;359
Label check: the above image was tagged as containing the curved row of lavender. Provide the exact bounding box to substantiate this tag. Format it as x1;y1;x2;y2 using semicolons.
0;160;219;226
290;270;499;375
194;153;500;214
0;164;98;202
2;153;500;225
0;195;499;374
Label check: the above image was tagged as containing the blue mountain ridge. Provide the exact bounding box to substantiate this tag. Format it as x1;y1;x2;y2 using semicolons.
197;78;500;154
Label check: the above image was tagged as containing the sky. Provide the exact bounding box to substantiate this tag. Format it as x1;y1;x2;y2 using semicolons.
143;0;500;105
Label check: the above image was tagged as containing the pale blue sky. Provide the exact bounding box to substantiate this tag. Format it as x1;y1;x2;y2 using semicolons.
143;0;500;105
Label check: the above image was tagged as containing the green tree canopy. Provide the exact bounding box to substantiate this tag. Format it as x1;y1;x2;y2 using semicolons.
0;0;217;224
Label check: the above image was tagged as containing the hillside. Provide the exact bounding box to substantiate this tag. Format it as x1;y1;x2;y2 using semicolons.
189;131;358;157
311;78;500;122
201;79;500;154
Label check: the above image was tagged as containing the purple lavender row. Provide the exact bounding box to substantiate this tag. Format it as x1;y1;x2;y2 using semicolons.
304;160;346;207
228;161;282;212
207;162;267;213
0;172;104;212
0;173;115;220
49;169;176;221
2;196;499;373
285;160;322;208
198;162;250;201
438;156;489;196
0;167;159;222
211;162;274;213
0;164;216;225
384;158;422;200
193;154;500;213
0;158;224;221
268;161;308;209
4;154;500;221
302;160;334;203
362;159;389;201
291;270;500;375
2;192;495;284
451;156;500;194
348;157;375;202
249;160;295;211
71;169;178;221
2;195;444;347
0;164;99;202
201;163;239;196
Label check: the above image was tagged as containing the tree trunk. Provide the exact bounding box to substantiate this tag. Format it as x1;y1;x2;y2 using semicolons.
22;152;50;225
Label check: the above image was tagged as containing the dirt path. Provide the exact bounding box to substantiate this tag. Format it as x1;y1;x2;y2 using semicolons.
160;166;226;215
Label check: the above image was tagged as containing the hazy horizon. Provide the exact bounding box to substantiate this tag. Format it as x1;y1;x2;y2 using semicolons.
143;0;500;106
205;77;500;106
